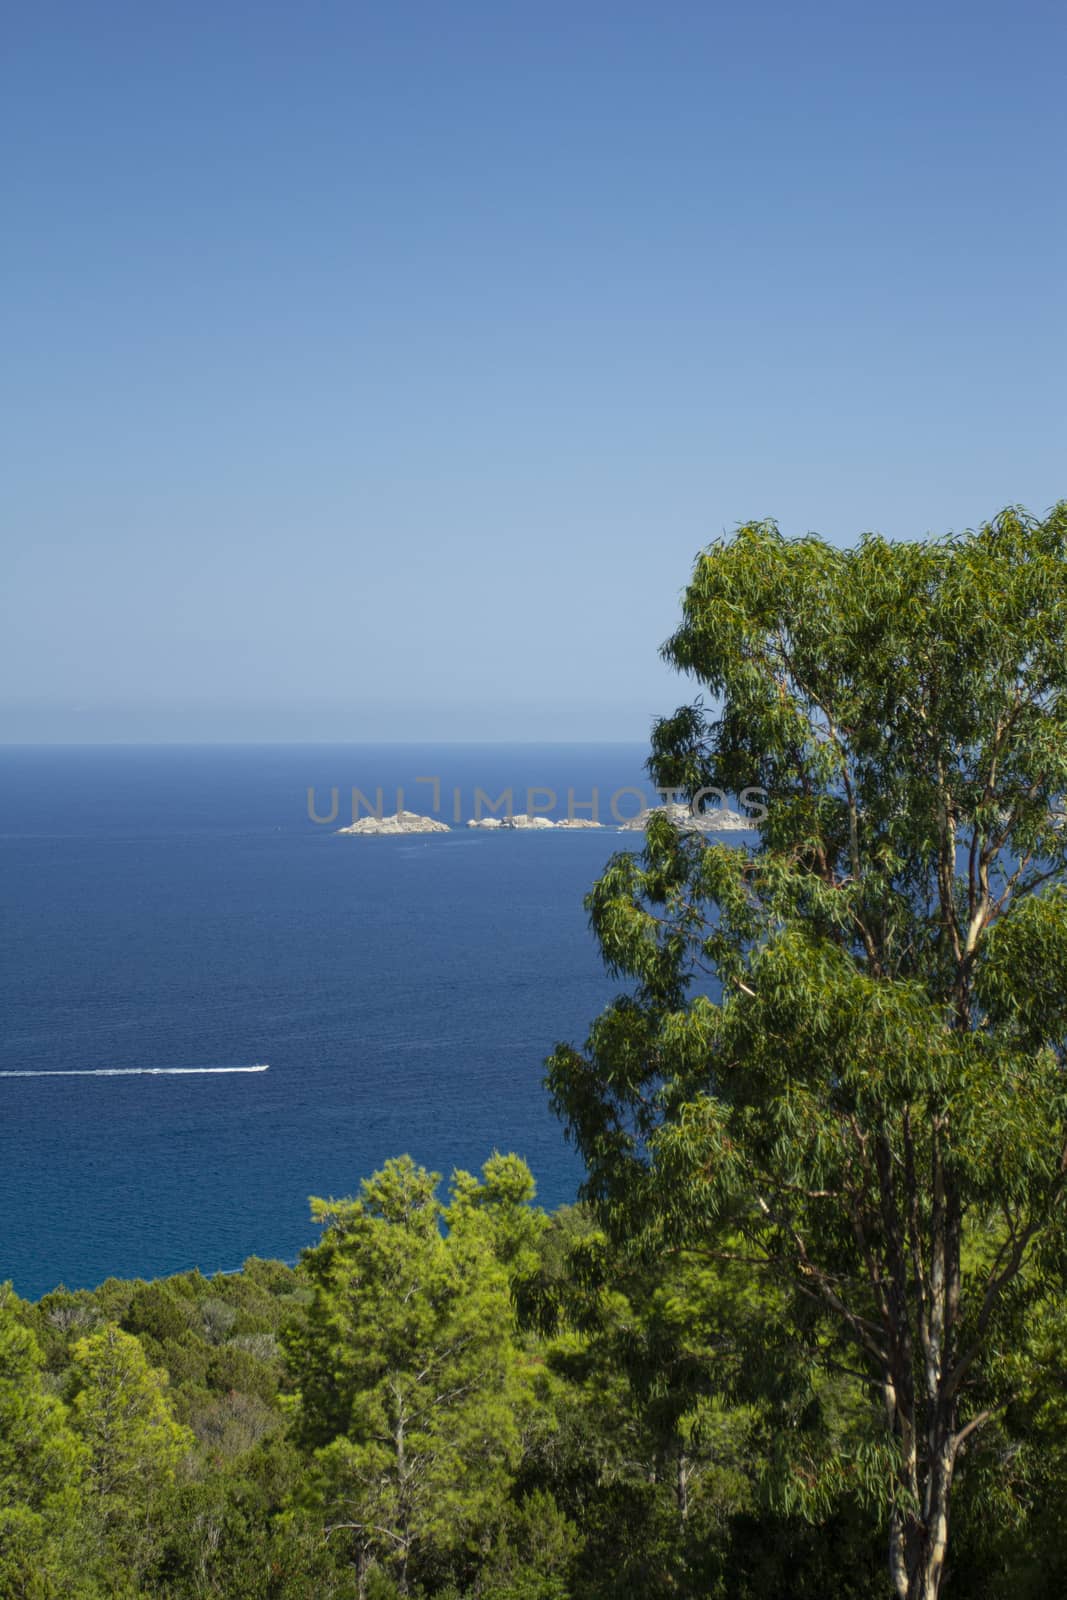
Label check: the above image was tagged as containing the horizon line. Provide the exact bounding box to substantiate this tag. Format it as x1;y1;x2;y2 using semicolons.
0;736;657;749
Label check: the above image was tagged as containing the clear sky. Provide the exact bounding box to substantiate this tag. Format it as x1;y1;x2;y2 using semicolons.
3;1;1064;742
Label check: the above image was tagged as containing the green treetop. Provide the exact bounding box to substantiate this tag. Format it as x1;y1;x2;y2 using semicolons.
0;1288;91;1600
68;1322;193;1587
285;1155;535;1597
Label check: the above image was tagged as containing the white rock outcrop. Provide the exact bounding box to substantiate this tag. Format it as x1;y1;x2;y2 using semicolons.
620;802;753;834
465;814;556;829
337;811;451;836
555;817;604;829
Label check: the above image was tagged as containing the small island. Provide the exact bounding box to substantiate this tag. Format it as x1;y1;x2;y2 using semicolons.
337;811;451;835
620;801;753;833
467;814;562;830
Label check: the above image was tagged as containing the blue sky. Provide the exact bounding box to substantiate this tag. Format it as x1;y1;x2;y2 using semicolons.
3;1;1064;741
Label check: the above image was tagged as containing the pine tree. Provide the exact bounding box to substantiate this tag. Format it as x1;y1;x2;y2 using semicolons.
0;1287;92;1599
286;1156;531;1596
68;1322;193;1588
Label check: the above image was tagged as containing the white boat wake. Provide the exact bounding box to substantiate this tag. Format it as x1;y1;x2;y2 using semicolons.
0;1065;270;1078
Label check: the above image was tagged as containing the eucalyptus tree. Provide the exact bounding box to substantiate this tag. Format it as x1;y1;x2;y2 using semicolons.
548;506;1067;1600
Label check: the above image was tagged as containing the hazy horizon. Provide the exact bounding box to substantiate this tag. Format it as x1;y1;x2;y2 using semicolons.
0;734;653;747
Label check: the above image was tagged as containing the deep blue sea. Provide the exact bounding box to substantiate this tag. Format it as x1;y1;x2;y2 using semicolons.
0;744;661;1300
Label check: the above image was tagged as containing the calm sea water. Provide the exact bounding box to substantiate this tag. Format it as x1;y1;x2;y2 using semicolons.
0;744;659;1299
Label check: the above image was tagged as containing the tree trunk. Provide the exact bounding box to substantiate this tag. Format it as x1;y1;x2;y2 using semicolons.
886;1376;957;1600
675;1448;690;1525
909;1436;954;1600
395;1402;410;1595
